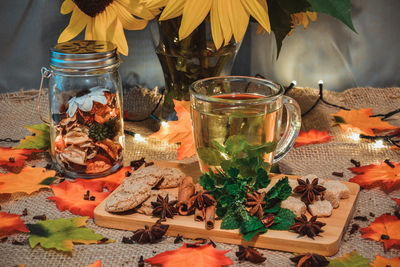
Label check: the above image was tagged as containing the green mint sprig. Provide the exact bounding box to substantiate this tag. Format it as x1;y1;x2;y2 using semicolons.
199;135;295;241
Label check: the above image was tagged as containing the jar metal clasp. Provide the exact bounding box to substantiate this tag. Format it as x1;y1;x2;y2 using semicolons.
37;67;52;125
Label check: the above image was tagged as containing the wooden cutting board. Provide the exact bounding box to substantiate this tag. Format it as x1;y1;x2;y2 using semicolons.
94;162;360;256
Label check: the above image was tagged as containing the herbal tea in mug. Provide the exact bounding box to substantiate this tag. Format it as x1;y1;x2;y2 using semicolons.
190;76;301;172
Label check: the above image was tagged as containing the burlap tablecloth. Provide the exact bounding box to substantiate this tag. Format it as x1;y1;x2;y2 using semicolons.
0;86;399;267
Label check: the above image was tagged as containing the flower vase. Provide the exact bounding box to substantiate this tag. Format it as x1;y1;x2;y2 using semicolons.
150;18;241;113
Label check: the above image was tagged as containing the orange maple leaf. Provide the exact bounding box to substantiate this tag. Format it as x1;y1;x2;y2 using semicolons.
331;108;397;136
83;166;131;192
0;147;41;169
349;161;400;192
371;255;400;267
360;214;400;250
145;243;233;267
85;260;101;267
0;212;29;238
48;180;109;218
294;129;333;147
0;166;55;195
150;100;196;159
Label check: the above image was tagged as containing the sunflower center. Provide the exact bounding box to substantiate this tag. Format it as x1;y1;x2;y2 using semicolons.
73;0;114;17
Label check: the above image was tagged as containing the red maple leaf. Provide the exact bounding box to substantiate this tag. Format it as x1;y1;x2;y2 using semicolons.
145;243;233;267
331;108;398;136
48;180;109;218
150;100;196;159
393;198;400;206
349;161;400;193
0;212;29;238
360;214;400;250
294;129;333;147
87;166;131;192
0;147;41;170
85;260;102;267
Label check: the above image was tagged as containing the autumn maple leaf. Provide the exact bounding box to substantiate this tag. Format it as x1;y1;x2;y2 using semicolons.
48;179;109;218
332;108;397;136
85;260;102;267
0;166;56;195
0;212;29;238
349;161;400;192
393;198;400;206
371;255;400;267
360;214;400;250
327;250;370;266
294;129;333;147
145;243;233;267
151;100;196;159
0;147;42;169
15;123;50;150
85;166;131;192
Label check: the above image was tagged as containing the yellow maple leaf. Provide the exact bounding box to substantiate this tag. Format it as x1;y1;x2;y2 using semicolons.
0;166;56;195
332;108;398;136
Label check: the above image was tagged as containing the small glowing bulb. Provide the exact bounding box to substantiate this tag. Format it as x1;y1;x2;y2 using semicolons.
349;132;360;141
161;121;169;128
318;80;324;85
134;134;146;142
291;80;297;86
373;139;385;149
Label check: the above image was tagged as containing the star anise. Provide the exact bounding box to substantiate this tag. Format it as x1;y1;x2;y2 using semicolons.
236;245;266;264
188;191;216;210
290;253;329;267
293;178;326;205
151;194;178;220
261;213;275;228
245;192;266;219
290;215;326;239
131;222;169;244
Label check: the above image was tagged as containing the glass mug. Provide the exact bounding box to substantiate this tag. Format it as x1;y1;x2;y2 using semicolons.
190;76;301;171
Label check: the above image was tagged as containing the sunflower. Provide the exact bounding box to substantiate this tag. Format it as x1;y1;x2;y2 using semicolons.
58;0;154;55
288;11;317;35
146;0;271;50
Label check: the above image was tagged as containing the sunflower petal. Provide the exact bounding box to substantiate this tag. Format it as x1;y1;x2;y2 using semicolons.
114;2;147;30
210;0;223;49
307;11;317;22
240;0;270;33
230;0;249;43
217;0;232;45
85;19;94;40
116;0;155;20
94;12;107;40
179;0;212;40
108;18;129;55
142;0;169;10
60;0;74;15
159;0;186;20
58;7;89;43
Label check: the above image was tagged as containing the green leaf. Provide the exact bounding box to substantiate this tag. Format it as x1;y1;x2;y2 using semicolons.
39;177;59;185
307;0;356;32
327;250;370;267
220;212;240;230
212;140;226;153
224;135;247;156
263;201;281;214
267;0;292;58
239;216;267;242
27;217;112;252
245;142;277;158
269;208;296;230
15;123;50;150
254;168;270;190
199;173;216;191
265;177;292;201
197;147;225;166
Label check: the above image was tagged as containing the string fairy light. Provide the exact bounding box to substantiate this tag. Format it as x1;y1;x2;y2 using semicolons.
347;131;360;142
372;139;385;149
161;121;169;128
134;133;146;143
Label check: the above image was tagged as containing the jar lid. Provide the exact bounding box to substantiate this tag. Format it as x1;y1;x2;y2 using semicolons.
50;40;119;71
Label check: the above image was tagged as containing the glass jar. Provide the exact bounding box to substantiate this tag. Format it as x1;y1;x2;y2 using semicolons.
43;40;124;178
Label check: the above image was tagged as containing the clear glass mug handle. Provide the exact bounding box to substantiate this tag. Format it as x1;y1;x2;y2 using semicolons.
273;96;301;163
37;67;52;125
